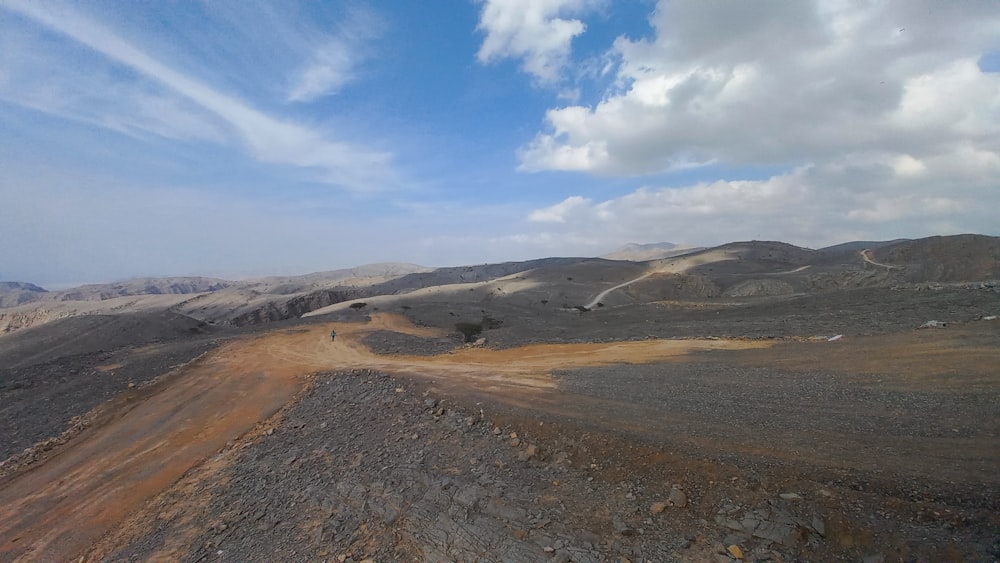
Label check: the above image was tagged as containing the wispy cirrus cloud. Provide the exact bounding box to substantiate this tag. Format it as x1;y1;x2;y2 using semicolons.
0;1;392;189
287;6;384;102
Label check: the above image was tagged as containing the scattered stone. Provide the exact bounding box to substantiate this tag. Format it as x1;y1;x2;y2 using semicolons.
612;516;635;536
862;554;885;563
650;502;667;515
575;529;600;547
778;492;802;501
727;544;744;559
668;487;687;508
510;438;521;447
919;320;947;329
811;515;826;537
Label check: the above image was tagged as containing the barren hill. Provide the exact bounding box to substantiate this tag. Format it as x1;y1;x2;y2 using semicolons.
1;234;999;562
872;234;1000;282
3;235;999;338
0;282;47;308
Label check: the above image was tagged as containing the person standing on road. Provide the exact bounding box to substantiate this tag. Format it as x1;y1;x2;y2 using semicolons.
330;329;336;342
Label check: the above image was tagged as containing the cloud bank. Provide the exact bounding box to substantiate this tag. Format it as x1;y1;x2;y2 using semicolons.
513;1;1000;250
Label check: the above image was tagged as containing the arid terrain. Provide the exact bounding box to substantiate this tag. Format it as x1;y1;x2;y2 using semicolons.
1;235;998;562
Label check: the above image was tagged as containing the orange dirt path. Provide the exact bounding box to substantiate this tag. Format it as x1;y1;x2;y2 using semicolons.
0;314;769;562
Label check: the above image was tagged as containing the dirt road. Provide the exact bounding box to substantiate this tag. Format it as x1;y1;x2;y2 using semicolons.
0;314;769;562
861;248;901;269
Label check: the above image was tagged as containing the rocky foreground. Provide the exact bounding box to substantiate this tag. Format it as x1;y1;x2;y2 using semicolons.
89;364;999;562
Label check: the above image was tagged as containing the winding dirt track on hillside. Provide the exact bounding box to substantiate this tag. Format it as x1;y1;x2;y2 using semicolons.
0;314;769;562
860;249;902;269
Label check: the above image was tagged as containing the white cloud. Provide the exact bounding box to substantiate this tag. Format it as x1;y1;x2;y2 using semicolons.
527;194;591;222
288;41;357;102
1;1;392;189
286;7;383;102
477;0;602;84
0;28;226;143
519;1;1000;174
523;147;999;250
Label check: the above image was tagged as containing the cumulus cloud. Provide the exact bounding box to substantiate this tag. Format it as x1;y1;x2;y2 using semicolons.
477;0;602;84
519;1;1000;174
1;1;391;189
525;146;999;250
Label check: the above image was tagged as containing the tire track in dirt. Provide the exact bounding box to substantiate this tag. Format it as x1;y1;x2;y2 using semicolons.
0;314;769;562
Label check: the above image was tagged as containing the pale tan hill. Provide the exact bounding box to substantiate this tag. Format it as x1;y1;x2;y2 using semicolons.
0;264;430;335
0;282;48;308
53;277;232;302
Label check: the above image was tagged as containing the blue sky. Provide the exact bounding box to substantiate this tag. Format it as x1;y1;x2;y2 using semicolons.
1;1;998;286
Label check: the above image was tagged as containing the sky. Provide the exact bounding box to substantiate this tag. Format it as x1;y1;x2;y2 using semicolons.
1;1;998;287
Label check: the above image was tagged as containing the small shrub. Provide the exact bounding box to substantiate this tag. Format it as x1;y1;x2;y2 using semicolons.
540;299;548;305
455;314;502;343
349;302;367;309
455;321;483;343
574;305;590;312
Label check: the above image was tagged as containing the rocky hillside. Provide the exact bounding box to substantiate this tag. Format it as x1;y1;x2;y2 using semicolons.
873;234;1000;282
4;235;998;336
0;282;48;308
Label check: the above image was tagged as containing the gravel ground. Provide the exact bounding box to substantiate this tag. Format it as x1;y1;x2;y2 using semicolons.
362;330;463;356
101;370;697;563
392;286;1000;350
552;362;1000;496
0;332;225;461
5;285;999;561
95;367;1000;562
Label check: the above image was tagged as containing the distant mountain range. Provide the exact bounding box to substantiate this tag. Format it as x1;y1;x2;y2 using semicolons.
2;235;997;335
